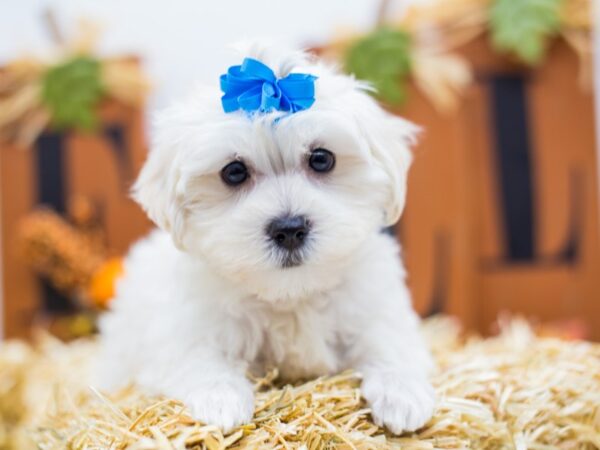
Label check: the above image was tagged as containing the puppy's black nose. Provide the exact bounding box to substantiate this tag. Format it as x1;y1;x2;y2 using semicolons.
267;215;310;251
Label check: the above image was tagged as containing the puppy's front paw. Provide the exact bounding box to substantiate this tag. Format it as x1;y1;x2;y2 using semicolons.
361;371;435;434
185;380;254;432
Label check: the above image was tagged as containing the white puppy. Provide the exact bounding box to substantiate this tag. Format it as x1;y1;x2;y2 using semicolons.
97;43;435;435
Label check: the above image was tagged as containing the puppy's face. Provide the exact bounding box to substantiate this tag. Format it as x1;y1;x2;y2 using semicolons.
135;55;416;302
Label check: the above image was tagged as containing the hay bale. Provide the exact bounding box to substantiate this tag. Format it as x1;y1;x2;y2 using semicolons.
2;317;599;449
0;334;95;449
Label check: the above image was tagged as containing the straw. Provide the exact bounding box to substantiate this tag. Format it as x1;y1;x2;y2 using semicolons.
0;316;597;449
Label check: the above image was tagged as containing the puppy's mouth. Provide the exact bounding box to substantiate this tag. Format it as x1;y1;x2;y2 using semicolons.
280;250;304;268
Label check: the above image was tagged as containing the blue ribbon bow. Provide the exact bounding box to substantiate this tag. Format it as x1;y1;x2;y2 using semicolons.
220;58;317;114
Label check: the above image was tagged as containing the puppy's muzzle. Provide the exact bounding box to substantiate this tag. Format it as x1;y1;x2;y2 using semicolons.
267;215;310;252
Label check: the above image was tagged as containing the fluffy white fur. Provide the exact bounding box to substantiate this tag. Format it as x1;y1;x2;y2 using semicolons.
97;43;435;435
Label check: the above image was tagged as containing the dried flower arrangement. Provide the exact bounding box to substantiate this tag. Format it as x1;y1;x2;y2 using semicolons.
325;0;592;112
0;18;149;146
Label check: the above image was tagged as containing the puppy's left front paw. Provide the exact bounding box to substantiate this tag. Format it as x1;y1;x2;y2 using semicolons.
361;371;435;435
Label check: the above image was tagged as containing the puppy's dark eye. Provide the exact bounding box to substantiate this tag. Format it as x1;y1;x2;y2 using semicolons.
308;148;335;173
221;161;249;186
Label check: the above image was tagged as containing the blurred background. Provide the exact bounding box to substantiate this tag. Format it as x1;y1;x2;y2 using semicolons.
0;0;598;341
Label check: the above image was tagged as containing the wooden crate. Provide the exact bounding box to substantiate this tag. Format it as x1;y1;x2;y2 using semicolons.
398;35;600;339
0;101;151;338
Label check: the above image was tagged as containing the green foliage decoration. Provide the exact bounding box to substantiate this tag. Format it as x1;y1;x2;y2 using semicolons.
490;0;564;65
345;27;412;105
41;56;104;131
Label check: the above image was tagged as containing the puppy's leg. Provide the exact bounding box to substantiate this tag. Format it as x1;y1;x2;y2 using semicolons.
355;317;435;434
155;353;254;432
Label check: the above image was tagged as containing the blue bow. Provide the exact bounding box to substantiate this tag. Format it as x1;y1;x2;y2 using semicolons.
220;58;317;114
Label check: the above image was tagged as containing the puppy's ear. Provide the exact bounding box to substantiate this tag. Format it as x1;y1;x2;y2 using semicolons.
132;118;188;248
356;95;419;226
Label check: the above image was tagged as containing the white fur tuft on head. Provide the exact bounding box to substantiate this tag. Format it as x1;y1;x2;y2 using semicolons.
229;39;315;78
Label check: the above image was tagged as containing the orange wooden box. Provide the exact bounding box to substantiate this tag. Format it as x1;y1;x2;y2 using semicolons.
397;36;600;339
0;101;151;338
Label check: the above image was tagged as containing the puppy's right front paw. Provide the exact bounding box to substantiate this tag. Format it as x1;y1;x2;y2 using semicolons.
184;380;254;432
